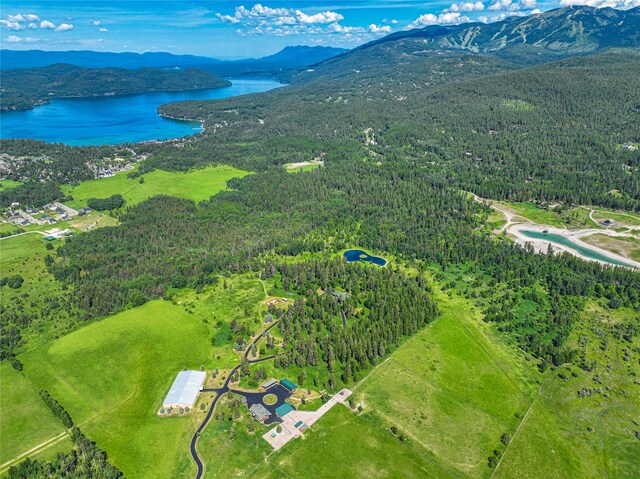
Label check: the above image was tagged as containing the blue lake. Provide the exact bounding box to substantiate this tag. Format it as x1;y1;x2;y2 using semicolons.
343;249;387;266
0;78;284;146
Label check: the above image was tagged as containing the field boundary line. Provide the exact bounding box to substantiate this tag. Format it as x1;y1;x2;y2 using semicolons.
490;371;550;478
0;431;69;473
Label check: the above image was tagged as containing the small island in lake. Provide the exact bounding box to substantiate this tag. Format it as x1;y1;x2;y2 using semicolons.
343;249;387;266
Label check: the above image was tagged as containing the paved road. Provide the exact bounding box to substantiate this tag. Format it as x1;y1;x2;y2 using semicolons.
190;321;279;479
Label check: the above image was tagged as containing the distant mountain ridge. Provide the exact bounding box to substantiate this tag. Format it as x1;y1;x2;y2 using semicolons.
0;46;347;74
297;5;640;82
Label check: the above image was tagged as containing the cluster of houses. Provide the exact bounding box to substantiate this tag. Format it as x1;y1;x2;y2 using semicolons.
5;202;90;228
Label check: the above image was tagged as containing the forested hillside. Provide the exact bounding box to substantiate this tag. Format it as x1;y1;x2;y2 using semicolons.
0;64;230;111
157;50;640;210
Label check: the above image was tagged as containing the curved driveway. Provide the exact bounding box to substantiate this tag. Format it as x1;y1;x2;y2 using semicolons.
190;321;279;479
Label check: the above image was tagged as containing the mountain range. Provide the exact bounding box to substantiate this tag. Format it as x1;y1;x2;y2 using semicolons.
293;6;640;82
0;45;347;74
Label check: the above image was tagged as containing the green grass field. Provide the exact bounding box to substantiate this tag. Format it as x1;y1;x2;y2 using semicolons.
494;304;640;479
18;301;213;479
249;406;449;479
0;363;73;469
353;288;539;479
503;202;565;227
63;165;249;208
0;179;22;191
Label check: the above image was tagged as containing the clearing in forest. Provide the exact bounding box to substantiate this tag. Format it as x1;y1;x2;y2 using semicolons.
63;164;249;208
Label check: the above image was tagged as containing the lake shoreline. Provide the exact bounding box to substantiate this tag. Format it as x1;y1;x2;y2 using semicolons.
0;78;284;146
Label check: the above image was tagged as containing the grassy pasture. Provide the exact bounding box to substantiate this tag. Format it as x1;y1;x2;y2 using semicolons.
0;179;22;191
353;289;538;478
197;401;271;479
494;304;640;479
18;300;212;479
0;363;73;468
250;405;448;479
63;165;249;208
502;201;565;227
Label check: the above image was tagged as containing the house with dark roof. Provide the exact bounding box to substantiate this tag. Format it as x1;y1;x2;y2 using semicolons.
249;403;272;423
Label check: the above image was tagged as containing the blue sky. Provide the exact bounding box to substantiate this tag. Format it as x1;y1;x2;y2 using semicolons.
1;0;637;59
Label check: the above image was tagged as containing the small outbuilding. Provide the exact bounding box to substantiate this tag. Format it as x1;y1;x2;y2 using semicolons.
261;378;277;390
163;370;206;409
280;378;297;392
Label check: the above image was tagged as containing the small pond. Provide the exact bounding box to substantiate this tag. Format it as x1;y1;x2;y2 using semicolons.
343;249;387;266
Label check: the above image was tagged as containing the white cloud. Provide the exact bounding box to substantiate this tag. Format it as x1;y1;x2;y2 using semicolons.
91;20;101;26
391;19;399;24
216;3;392;39
99;27;108;32
368;23;392;33
410;12;471;28
489;0;539;10
297;11;343;24
489;11;528;21
447;2;485;13
559;0;639;6
0;13;77;33
4;34;38;42
217;4;344;26
0;19;23;30
8;14;39;22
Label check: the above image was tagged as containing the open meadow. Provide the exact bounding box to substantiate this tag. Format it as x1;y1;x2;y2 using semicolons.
18;300;213;479
352;288;539;479
63;165;249;208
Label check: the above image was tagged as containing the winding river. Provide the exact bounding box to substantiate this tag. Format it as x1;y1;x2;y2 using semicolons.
0;77;284;146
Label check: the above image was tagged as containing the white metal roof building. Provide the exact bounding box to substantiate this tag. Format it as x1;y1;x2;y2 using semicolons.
163;370;206;408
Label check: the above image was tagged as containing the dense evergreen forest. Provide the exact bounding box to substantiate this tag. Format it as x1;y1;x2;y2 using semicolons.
156;50;640;210
47;159;639;368
265;259;437;386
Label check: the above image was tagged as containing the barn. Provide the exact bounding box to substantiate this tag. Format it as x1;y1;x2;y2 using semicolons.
163;370;206;409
